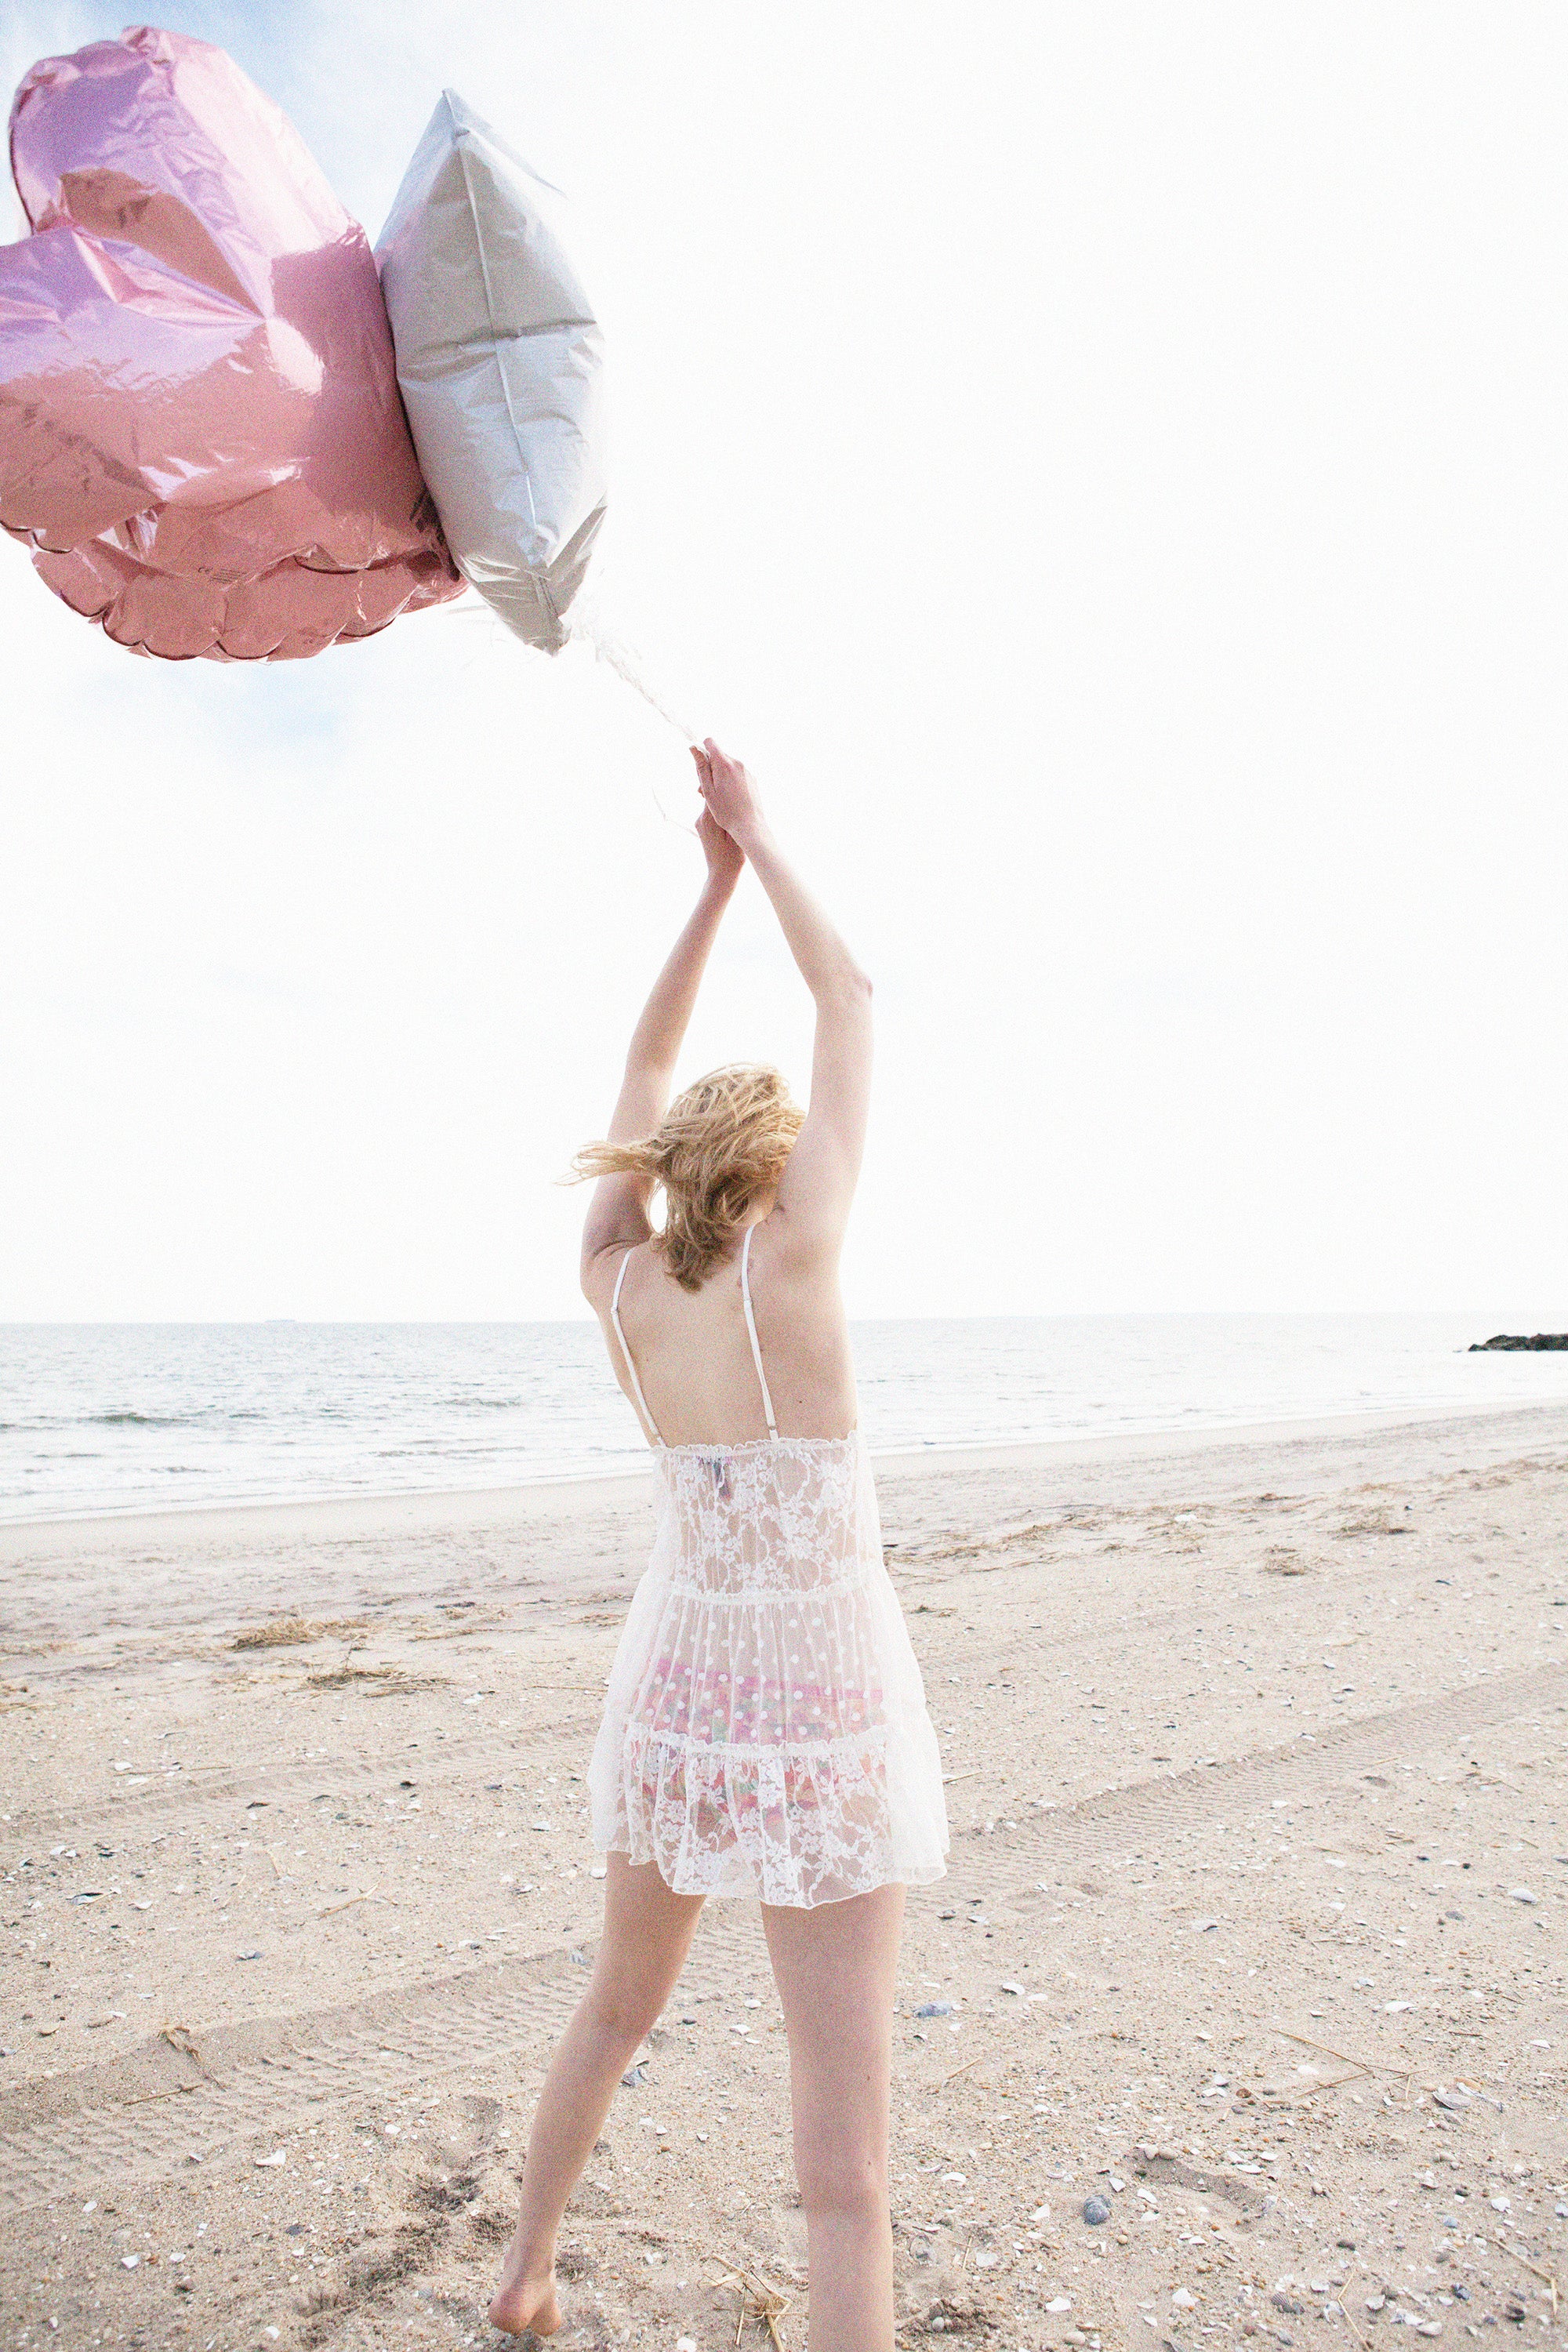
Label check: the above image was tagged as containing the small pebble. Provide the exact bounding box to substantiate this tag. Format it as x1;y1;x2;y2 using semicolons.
914;2002;953;2018
1083;2195;1112;2226
1508;1888;1537;1905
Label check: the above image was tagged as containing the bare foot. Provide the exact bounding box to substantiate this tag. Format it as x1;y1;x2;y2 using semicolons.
487;2261;561;2339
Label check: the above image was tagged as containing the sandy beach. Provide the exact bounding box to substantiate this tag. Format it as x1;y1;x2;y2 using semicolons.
2;1400;1563;2350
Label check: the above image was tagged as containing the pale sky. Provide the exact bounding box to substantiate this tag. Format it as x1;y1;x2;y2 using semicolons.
2;3;1564;1323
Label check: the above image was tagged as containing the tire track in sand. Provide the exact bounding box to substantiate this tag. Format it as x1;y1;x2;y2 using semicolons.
0;1947;586;2213
960;1661;1566;1889
3;1708;604;1843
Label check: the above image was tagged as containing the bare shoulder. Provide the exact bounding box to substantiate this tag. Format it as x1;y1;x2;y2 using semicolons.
745;1210;856;1431
581;1237;634;1314
749;1206;838;1300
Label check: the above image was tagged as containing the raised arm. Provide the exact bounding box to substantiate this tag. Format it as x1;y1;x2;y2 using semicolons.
579;804;743;1279
695;740;872;1262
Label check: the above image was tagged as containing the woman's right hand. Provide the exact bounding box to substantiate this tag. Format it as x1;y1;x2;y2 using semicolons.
691;739;766;848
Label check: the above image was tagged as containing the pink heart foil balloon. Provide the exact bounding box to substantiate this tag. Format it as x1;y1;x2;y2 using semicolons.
0;26;461;659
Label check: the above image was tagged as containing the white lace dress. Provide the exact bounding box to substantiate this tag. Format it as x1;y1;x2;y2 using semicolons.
587;1236;950;1907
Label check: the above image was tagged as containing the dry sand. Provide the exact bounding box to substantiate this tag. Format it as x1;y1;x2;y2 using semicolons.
1;1402;1564;2351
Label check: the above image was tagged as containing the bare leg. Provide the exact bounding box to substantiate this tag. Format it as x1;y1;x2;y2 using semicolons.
761;1882;906;2351
488;1855;705;2336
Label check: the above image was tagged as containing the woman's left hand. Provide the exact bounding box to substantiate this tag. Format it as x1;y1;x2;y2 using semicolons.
696;793;745;889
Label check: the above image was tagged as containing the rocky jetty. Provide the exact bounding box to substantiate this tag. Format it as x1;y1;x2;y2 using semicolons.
1468;1332;1568;1351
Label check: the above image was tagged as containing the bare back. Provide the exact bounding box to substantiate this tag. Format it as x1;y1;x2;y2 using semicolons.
589;1218;858;1448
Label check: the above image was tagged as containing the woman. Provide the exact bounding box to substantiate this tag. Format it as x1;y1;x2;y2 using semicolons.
490;742;948;2348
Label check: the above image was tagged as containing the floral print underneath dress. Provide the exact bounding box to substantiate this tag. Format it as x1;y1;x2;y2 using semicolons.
589;1432;949;1906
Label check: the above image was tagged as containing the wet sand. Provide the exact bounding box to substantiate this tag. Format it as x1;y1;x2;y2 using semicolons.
2;1401;1564;2349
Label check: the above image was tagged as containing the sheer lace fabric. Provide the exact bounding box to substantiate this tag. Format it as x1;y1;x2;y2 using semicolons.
589;1433;949;1906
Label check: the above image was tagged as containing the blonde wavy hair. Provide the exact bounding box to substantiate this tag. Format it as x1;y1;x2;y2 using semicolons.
573;1064;804;1290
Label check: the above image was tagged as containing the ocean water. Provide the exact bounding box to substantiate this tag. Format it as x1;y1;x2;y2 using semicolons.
2;1315;1566;1526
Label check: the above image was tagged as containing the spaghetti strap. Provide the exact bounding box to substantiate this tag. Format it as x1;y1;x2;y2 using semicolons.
739;1225;779;1439
610;1250;664;1447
